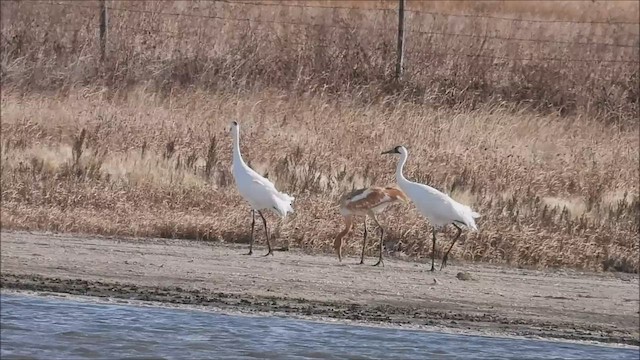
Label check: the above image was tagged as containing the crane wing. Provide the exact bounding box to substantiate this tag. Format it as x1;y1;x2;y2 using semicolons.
252;176;277;191
343;188;387;212
252;175;294;205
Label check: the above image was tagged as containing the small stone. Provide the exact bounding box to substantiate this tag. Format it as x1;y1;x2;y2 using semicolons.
456;272;473;281
432;278;439;285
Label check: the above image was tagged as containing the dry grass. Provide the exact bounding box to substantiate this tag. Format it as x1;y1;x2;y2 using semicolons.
316;0;640;22
0;1;638;122
1;1;639;272
1;90;638;272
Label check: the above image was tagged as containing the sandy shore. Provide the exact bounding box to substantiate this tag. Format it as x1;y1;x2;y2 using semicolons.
1;231;638;346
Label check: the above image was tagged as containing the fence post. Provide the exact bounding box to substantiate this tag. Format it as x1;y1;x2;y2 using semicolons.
395;0;406;80
99;0;108;61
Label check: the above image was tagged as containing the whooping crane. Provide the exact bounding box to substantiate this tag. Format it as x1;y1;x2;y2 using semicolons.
334;186;408;266
230;121;295;256
381;146;480;271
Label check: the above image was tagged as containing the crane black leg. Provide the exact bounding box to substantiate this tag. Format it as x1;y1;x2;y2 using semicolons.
440;223;462;270
359;217;368;265
372;215;384;267
258;210;273;256
245;210;256;255
431;228;437;272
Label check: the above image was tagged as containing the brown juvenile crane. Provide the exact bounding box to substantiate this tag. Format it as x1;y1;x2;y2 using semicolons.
334;185;409;266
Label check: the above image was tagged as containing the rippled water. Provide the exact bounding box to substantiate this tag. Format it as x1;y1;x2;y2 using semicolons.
1;293;637;360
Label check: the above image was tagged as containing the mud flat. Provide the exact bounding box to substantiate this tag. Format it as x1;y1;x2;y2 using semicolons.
1;231;638;346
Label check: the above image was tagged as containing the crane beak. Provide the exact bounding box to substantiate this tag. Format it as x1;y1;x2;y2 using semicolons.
381;149;395;155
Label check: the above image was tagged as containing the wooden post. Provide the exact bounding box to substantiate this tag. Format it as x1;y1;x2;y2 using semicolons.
99;0;107;61
395;0;406;80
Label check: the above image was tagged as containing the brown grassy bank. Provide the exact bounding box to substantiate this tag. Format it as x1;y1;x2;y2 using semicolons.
1;1;638;122
1;1;639;272
1;89;638;272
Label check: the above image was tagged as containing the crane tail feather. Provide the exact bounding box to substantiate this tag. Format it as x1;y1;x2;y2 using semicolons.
272;192;295;217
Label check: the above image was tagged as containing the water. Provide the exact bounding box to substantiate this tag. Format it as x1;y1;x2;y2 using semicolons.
1;293;637;360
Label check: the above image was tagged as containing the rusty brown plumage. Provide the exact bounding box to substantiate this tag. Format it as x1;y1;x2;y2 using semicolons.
382;186;409;203
334;185;408;265
339;186;408;213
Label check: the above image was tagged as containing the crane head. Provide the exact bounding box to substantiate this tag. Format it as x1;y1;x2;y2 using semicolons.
381;145;405;155
229;120;239;132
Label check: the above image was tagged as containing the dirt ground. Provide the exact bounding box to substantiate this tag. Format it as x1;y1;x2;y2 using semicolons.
1;231;638;346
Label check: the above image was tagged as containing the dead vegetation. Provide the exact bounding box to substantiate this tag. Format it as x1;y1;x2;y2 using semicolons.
0;1;638;272
2;91;638;273
0;1;638;122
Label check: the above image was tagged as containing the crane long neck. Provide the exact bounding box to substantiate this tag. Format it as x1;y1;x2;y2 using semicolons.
232;128;246;167
396;152;409;185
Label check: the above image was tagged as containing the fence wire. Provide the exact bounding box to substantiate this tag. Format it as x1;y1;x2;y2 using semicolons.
17;1;640;64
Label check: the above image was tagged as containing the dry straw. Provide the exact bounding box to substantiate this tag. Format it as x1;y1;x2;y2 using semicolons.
1;1;638;272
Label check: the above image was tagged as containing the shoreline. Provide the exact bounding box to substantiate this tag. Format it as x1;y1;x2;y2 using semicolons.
2;288;638;351
1;231;638;346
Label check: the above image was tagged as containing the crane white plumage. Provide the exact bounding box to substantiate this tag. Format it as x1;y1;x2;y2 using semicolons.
382;145;480;271
230;121;295;256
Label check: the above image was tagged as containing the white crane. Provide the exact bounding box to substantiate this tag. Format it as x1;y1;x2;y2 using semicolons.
381;145;480;271
230;121;295;256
